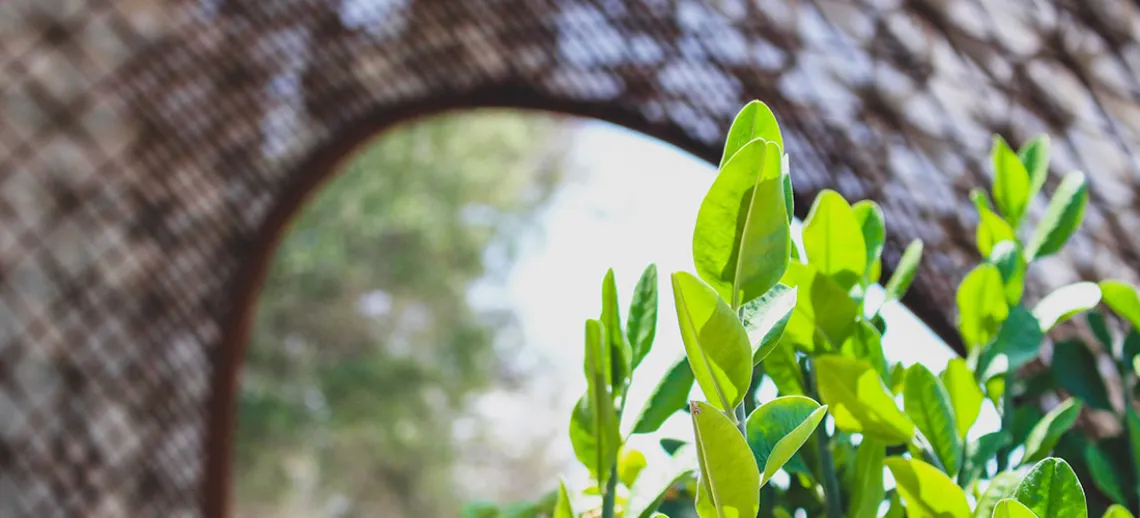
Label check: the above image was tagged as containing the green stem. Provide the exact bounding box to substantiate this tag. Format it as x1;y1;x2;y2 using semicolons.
601;465;619;518
995;369;1015;472
1119;362;1140;512
804;357;843;518
735;403;748;438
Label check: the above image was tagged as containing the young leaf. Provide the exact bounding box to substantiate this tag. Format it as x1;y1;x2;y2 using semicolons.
602;270;634;390
779;262;858;351
1104;506;1136;518
847;438;885;518
627;264;659;368
885;457;971;518
627;444;696;518
992;136;1032;228
691;401;761;518
995;499;1040;518
1019;135;1050;200
802;190;867;290
740;284;797;364
632;357;696;435
957;264;1010;351
977;206;1017;257
841;321;889;383
975;469;1032;518
853;200;886;284
1084;442;1126;505
619;448;649;488
1013;458;1087;518
885;239;924;302
694;139;790;308
904;364;963;475
1032;282;1101;333
989;240;1027;306
815;355;915;445
960;432;1011;488
744;396;827;486
1051;340;1112;411
554;478;575;518
1101;280;1140;331
941;359;984;440
671;272;753;412
569;393;621;488
1025;171;1088;261
1021;399;1082;465
720;100;783;168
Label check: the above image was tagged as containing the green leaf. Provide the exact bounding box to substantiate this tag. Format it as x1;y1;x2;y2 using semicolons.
977;306;1043;382
671;272;753;412
584;318;612;389
816;355;915;445
1032;282;1101;333
853;200;886;284
1051;340;1112;411
569;393;621;488
885;239;924;302
992;136;1032;228
779;262;858;351
1021;399;1082;465
1025;171;1088;261
602;270;633;390
957;264;1010;352
627;444;696;518
942;359;984;440
1013;458;1087;518
764;340;804;396
847;438;885;518
1019;135;1050;200
694;139;790;308
782;162;794;224
977;205;1017;258
632;357;696;434
803;190;867;290
841;321;889;383
1084;442;1126;505
554;478;574;518
620;448;649;488
960;432;1011;488
885;491;905;518
995;499;1041;518
720;100;783;168
462;501;500;518
745;396;827;486
989;240;1027;306
1126;410;1140;496
975;469;1032;518
628;264;659;368
1086;312;1113;349
740;284;797;364
885;457;971;518
1104;506;1135;518
904;363;963;475
691;401;761;518
1101;280;1140;331
1126;330;1140;375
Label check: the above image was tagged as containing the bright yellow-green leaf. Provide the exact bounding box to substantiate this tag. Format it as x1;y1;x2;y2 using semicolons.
602;269;633;390
1021;399;1082;465
691;401;760;518
1104;505;1135;518
869;258;882;284
631;356;695;435
745;396;827;486
977;205;1017;258
779;262;858;351
1033;282;1101;333
885;239;923;302
853;200;886;285
904;364;962;476
1025;171;1088;261
627;263;659;368
720;100;783;168
694;139;790;308
627;444;696;518
847;438;885;518
1013;458;1087;518
941;359;984;440
803;190;867;290
740;284;797;364
989;241;1027;306
1019;135;1051;200
995;499;1040;518
816;356;915;445
841;321;889;383
975;469;1032;518
554;478;575;518
619;448;648;488
957;264;1010;351
885;457;971;518
992;136;1032;228
671;272;753;412
1101;280;1140;331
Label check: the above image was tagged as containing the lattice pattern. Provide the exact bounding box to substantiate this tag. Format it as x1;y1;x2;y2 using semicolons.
2;0;1140;515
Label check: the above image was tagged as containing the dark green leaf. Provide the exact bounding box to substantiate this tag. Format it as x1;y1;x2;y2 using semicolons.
1125;330;1140;376
1025;171;1088;261
1051;340;1112;411
904;364;962;476
841;321;889;383
847;438;885;518
627;264;659;368
1084;442;1126;505
974;469;1031;518
960;432;1010;488
1021;399;1082;465
1086;312;1113;350
1013;458;1087;518
977;306;1043;382
632;357;695;434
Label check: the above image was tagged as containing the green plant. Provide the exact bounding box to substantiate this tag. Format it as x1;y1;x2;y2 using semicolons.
464;101;1139;517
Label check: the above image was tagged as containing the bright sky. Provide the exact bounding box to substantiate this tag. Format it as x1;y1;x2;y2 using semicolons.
463;117;999;497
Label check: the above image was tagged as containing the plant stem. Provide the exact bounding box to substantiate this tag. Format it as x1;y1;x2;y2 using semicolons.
735;403;748;438
804;357;843;518
601;465;619;518
995;369;1014;472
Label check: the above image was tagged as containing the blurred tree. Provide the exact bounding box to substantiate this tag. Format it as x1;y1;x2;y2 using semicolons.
233;111;572;518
